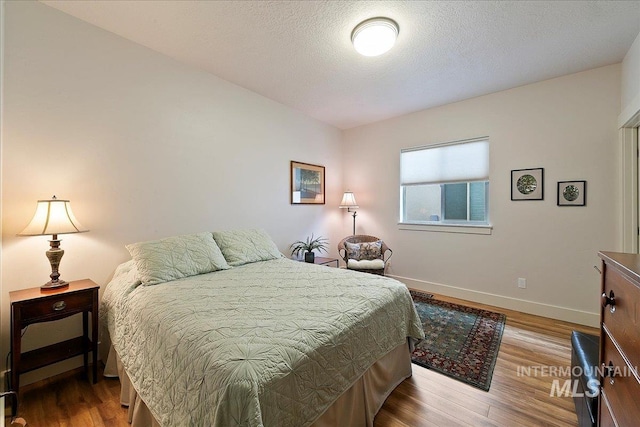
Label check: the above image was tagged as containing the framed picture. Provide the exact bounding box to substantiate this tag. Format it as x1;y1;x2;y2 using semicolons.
511;168;544;201
290;161;325;204
557;180;586;206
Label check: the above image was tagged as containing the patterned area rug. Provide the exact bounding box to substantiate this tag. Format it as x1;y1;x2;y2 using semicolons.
410;290;506;391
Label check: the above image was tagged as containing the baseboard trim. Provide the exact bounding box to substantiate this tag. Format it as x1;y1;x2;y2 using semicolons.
390;274;599;328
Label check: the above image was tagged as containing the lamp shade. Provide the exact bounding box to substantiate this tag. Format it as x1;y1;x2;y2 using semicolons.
339;191;359;209
18;196;88;236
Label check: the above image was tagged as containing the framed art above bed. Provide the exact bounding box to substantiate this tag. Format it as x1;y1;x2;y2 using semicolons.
291;161;325;204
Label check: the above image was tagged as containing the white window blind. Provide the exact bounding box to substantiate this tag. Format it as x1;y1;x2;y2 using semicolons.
400;139;489;185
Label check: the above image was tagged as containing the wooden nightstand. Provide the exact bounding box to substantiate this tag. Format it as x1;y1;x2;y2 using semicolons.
9;279;99;397
295;256;339;267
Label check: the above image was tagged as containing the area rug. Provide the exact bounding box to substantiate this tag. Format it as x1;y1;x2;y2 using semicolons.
410;290;506;391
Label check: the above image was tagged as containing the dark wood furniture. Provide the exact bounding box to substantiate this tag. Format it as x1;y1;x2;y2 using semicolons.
10;279;99;397
310;256;339;267
295;256;339;267
597;252;640;426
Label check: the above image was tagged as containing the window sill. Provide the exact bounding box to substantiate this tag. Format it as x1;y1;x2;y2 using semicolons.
398;222;493;235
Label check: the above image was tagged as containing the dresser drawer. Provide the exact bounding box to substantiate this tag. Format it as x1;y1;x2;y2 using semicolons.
18;290;94;323
599;391;617;427
602;265;640;367
600;330;640;427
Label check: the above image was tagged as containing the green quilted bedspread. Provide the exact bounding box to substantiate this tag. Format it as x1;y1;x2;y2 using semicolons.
101;258;424;426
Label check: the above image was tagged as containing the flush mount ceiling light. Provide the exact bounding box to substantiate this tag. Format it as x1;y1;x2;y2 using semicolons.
351;17;399;57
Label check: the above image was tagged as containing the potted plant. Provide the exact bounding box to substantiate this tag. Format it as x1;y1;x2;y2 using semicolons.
290;234;329;263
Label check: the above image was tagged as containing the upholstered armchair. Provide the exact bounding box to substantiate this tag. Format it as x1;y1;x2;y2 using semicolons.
337;235;392;276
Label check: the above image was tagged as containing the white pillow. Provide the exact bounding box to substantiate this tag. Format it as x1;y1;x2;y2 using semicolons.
347;258;385;270
126;232;230;285
213;228;283;266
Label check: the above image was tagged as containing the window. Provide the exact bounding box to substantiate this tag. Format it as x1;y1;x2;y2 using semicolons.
400;138;490;228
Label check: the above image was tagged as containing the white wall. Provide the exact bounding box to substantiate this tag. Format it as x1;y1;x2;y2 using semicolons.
343;65;622;326
1;1;343;384
620;31;640;125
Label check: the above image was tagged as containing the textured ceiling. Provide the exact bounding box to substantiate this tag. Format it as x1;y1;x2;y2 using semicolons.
42;1;640;130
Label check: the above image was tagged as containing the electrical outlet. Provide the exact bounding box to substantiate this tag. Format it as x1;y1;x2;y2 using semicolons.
518;278;526;289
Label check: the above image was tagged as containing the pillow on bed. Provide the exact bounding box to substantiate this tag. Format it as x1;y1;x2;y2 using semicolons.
212;228;283;266
346;241;382;261
126;232;230;285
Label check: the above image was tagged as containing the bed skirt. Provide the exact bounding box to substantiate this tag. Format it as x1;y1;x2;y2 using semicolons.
104;341;412;427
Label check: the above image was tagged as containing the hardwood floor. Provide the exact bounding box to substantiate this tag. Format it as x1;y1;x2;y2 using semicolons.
375;293;597;427
9;293;598;426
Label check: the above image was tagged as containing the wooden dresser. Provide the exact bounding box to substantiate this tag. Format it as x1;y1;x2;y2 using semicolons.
598;252;640;426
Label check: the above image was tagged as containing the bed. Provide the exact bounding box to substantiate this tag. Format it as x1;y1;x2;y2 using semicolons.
101;230;424;426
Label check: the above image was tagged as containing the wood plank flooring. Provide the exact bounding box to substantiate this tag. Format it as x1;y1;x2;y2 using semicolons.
374;293;598;427
9;292;598;426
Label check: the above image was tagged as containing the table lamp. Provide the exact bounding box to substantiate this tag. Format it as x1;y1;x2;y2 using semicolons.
18;196;88;289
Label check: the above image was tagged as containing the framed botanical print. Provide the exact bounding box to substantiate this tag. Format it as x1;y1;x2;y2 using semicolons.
557;180;586;206
511;168;544;201
290;161;325;204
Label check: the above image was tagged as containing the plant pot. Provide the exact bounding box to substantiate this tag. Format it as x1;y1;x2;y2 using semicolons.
304;252;315;263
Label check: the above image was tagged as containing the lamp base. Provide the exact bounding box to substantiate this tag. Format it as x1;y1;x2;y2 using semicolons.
41;280;69;290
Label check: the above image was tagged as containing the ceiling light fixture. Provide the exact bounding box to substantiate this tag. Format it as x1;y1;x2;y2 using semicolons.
351;17;399;57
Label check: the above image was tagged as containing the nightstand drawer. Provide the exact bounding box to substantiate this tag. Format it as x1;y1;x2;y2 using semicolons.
18;291;94;323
